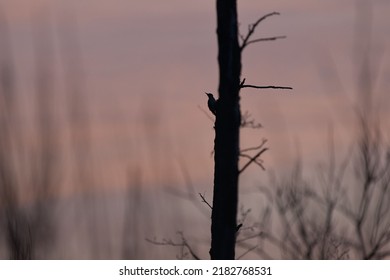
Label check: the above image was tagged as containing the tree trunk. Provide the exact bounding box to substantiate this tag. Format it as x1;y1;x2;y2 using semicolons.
210;0;241;260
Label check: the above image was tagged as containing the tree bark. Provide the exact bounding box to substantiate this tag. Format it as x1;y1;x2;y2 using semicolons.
210;0;241;260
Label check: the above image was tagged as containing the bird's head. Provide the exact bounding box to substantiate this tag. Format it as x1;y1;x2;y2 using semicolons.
205;92;214;98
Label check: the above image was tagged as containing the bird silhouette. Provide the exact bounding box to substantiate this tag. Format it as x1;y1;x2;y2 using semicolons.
205;92;217;115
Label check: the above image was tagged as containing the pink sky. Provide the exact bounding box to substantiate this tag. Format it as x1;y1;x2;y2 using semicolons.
2;0;390;260
1;0;390;192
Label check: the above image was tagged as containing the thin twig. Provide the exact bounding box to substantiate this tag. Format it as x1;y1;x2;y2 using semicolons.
146;232;200;260
240;12;281;51
165;160;210;218
239;148;268;174
244;36;286;48
239;140;268;173
199;192;213;210
241;139;267;153
241;84;293;90
241;111;262;129
236;244;259;260
240;154;265;170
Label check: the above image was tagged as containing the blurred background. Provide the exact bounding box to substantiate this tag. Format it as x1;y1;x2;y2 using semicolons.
0;0;389;259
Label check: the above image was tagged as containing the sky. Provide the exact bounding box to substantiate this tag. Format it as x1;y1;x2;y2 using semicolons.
1;0;389;195
0;0;390;258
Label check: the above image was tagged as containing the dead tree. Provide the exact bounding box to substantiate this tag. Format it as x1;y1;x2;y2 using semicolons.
210;0;242;260
210;0;292;259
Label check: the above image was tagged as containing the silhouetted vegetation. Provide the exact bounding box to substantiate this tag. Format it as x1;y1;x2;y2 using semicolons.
234;1;390;259
0;13;58;259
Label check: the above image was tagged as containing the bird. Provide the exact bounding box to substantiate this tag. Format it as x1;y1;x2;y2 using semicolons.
205;92;217;115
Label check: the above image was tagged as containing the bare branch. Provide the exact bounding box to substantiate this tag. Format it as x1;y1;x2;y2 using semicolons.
239;154;265;170
244;35;286;48
241;139;267;153
236;244;259;259
199;192;212;210
164;160;210;218
239;139;268;173
241;84;293;90
240;12;282;51
240;78;246;87
146;232;200;260
239;147;268;174
240;111;262;129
